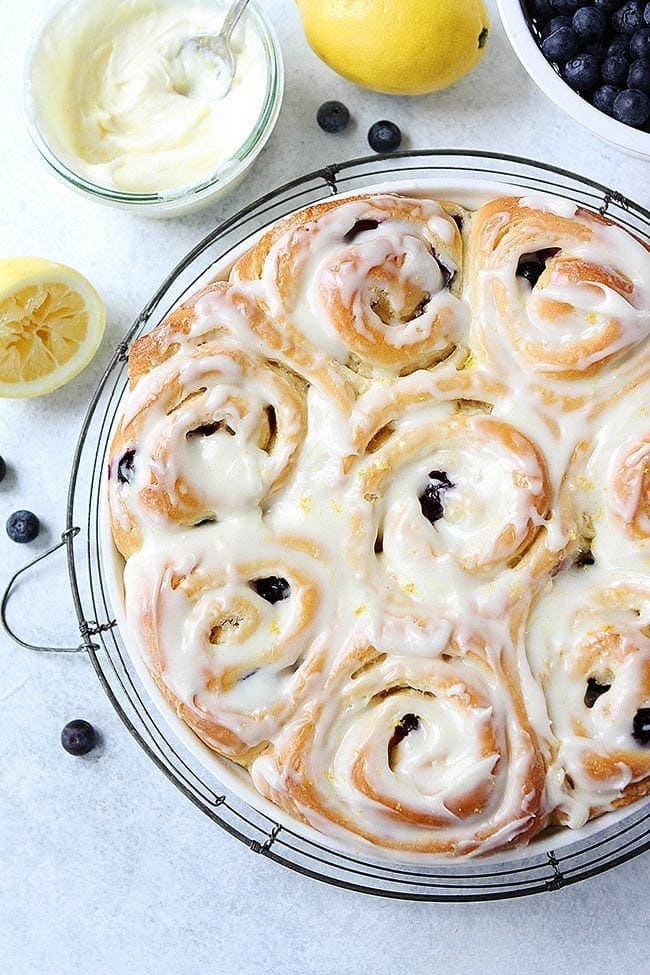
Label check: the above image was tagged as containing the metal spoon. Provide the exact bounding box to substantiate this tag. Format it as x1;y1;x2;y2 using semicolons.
177;0;251;99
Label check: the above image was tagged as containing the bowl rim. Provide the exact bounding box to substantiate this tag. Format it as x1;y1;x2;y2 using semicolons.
496;0;650;158
22;0;284;209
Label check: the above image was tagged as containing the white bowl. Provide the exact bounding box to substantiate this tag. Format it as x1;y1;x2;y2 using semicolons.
497;0;650;160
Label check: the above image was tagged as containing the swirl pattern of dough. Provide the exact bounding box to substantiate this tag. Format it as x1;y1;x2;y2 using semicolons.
231;193;470;382
347;398;554;655
470;196;650;381
109;190;650;859
252;641;547;856
125;521;332;763
109;343;306;558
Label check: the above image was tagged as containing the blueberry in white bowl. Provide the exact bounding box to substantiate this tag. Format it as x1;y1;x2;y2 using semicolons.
498;0;650;154
602;53;630;83
572;6;607;39
612;2;644;34
563;51;601;88
628;56;650;88
614;85;650;122
592;81;623;111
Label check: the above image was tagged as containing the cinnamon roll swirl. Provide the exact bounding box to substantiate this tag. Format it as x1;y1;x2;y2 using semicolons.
108;345;306;558
125;522;331;764
348;398;554;654
470;196;650;380
231;193;470;382
527;575;650;825
252;640;547;856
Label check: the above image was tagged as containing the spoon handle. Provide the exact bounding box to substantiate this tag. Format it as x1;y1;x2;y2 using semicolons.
220;0;251;44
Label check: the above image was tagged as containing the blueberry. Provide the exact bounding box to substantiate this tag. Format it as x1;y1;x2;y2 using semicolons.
550;0;581;12
602;54;630;84
564;52;601;88
584;39;607;57
368;120;402;153
583;677;611;708
528;0;556;21
613;86;650;123
645;1;650;24
630;26;650;57
6;509;40;543
517;259;545;286
117;449;136;484
542;14;573;35
186;422;220;439
628;57;650;90
251;576;290;604
632;707;650;745
541;25;580;61
387;713;420;761
61;719;97;756
592;83;622;113
574;548;596;566
572;6;606;39
419;470;454;525
608;34;630;58
594;0;621;9
317;100;350;134
613;1;644;35
0;455;5;483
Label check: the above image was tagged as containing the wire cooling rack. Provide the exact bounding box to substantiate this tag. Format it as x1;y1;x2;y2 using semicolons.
3;151;650;901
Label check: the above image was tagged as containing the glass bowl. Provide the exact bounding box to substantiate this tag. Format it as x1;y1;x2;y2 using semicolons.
23;0;284;217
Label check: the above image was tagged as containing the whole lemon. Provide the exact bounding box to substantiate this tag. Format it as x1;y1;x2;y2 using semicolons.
296;0;490;96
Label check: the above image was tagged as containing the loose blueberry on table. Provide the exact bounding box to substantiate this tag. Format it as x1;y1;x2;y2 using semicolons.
6;509;40;543
525;0;650;130
61;719;97;756
316;100;350;133
0;454;6;483
367;120;402;152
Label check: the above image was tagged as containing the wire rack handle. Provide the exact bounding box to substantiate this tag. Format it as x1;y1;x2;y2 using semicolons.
1;527;99;654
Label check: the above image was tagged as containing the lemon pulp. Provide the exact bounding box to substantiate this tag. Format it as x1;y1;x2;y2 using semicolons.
0;258;105;398
0;283;89;383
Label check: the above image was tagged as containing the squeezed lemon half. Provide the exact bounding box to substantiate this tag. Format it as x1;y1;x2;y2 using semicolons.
0;257;106;398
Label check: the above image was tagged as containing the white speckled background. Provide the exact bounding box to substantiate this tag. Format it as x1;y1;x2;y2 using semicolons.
1;1;649;972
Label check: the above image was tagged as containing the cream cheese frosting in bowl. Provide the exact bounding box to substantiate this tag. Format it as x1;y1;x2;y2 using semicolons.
24;0;283;216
